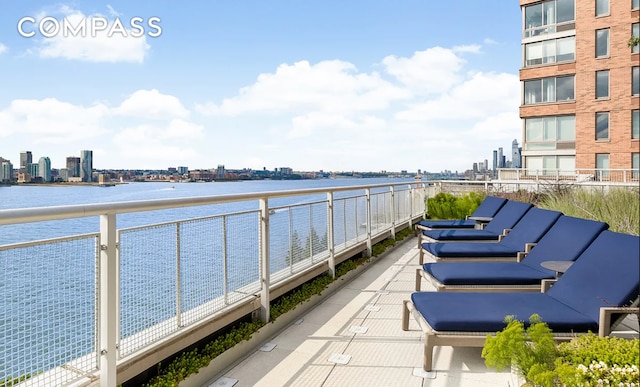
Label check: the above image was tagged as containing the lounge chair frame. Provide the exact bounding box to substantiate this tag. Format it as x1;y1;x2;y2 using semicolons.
401;288;639;372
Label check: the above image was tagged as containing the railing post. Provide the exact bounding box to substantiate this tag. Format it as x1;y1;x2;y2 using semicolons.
390;186;396;239
365;188;372;257
99;213;117;387
259;198;270;322
176;223;182;327
327;192;335;278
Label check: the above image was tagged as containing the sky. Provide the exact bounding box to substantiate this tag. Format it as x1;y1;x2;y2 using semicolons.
0;1;523;173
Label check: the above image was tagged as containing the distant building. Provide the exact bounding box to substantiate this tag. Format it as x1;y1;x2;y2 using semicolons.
498;147;504;168
38;157;51;182
19;151;32;173
492;150;498;175
59;168;69;182
66;157;81;178
80;150;93;182
27;163;38;180
216;165;225;179
0;161;13;182
178;166;189;175
511;139;522;169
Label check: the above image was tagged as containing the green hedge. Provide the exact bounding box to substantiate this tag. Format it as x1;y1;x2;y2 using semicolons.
426;192;485;220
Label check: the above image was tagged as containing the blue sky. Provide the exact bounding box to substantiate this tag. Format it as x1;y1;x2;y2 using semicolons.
0;1;522;172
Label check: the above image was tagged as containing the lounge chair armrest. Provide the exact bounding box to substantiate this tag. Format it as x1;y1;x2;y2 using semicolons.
525;243;537;253
598;307;640;337
516;251;528;262
498;229;512;242
541;279;557;292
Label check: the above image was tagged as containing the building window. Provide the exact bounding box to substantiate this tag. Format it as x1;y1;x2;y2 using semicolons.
525;37;575;67
523;0;575;37
524;76;575;104
525;155;575;175
595;112;609;140
596;29;609;57
524;115;575;149
634;0;640;10
595;70;609;99
596;153;610;179
634;67;640;95
596;0;609;16
634;24;640;54
633;110;639;139
633;153;639;179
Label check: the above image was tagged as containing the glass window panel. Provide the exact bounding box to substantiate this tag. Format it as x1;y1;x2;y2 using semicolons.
543;156;557;174
596;70;609;99
596;154;609;170
633;24;639;54
543;117;556;140
526;157;544;174
556;36;575;62
633;153;639;179
596;0;609;16
525;42;543;66
556;76;574;101
633;110;639;139
525;118;543;141
524;80;542;104
596;29;609;57
543;2;556;25
596;112;609;140
525;4;543;30
543;78;556;102
543;40;556;63
557;156;575;175
557;115;576;140
634;67;640;95
634;0;640;10
557;0;575;22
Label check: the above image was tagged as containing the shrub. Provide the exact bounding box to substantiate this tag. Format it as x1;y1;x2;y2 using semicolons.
540;187;640;235
483;315;640;387
426;192;484;220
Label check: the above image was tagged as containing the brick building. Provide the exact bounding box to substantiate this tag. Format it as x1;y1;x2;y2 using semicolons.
520;0;639;175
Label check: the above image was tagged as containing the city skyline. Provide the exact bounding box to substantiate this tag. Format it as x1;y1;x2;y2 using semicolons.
0;1;522;172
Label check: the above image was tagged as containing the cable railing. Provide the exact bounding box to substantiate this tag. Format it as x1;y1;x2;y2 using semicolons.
0;181;426;387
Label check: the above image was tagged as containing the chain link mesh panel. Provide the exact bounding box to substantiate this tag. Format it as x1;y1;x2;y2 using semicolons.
0;235;98;386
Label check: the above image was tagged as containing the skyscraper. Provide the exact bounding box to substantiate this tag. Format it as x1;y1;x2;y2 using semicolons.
66;157;81;178
512;139;522;168
19;151;32;173
520;0;639;173
0;161;13;182
498;147;504;168
80;150;93;182
38;157;51;182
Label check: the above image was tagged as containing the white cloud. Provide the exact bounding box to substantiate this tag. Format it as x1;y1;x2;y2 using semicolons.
381;47;465;94
196;59;410;116
32;6;150;63
483;38;499;45
0;98;109;141
395;72;519;122
452;44;482;53
0;43;7;54
115;89;190;119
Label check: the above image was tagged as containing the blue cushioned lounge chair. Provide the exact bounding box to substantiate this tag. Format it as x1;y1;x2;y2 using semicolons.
403;230;640;372
416;196;508;232
419;207;563;264
416;216;609;291
418;200;533;246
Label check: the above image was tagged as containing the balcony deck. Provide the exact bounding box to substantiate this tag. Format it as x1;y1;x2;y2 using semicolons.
200;237;512;386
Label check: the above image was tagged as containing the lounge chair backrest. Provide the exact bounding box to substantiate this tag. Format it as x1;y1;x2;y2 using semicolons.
499;208;563;250
547;231;640;323
471;196;508;218
521;216;609;271
483;201;533;234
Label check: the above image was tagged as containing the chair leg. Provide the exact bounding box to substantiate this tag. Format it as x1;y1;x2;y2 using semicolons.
423;332;435;372
419;248;424;265
402;300;410;331
415;268;422;291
